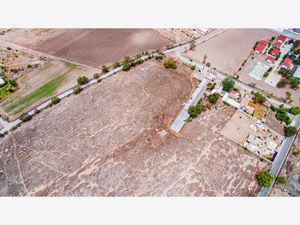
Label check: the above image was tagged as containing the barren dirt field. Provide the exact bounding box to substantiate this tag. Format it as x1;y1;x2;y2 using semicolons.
0;61;267;196
186;29;277;75
1;29;171;67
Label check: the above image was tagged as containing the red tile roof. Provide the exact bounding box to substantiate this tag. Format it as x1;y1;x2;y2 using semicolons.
266;55;275;63
255;40;268;53
260;40;268;46
271;48;280;56
295;44;300;51
282;58;293;68
277;35;287;42
273;41;282;48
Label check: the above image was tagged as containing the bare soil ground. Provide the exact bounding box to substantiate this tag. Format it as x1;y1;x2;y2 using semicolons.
186;29;277;75
153;29;201;44
238;53;300;106
0;61;267;196
0;29;171;68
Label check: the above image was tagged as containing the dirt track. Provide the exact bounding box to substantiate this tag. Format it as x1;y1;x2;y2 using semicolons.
0;61;267;196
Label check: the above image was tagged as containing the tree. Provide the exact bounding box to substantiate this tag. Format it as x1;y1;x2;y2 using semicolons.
285;91;292;103
188;102;205;118
101;65;109;73
207;82;215;90
122;62;131;71
20;113;32;122
203;54;207;64
189;41;196;50
252;92;266;104
206;62;211;67
289;106;300;115
284;126;298;137
77;76;89;85
278;68;291;77
93;73;100;79
51;96;60;105
163;60;177;69
112;61;121;68
222;78;235;92
191;65;196;70
73;86;83;94
256;171;274;187
208;93;219;104
290;77;300;89
276;108;292;125
276;79;288;88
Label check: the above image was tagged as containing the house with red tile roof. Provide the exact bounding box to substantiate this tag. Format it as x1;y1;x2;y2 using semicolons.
295;43;300;52
266;55;275;64
255;40;268;53
277;35;287;43
273;41;282;49
271;48;280;57
281;57;293;70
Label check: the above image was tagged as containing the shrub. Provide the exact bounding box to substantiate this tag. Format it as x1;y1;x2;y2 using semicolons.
256;171;273;187
270;105;278;112
77;76;89;85
276;79;288;88
122;62;131;71
189;41;196;50
191;65;196;70
276;176;286;184
289;106;300;115
206;62;211;67
51;96;60;105
27;64;32;69
208;93;219;104
7;47;12;50
284;126;297;137
9;79;17;87
93;73;100;79
278;68;291;77
163;60;177;69
101;65;109;73
73;86;83;94
252;92;266;104
135;59;144;65
263;72;269;78
188;102;205;118
112;61;121;68
207;82;215;90
20;113;32;122
222;78;235;92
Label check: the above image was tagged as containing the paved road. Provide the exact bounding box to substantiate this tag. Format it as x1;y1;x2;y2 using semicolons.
170;78;208;133
258;115;300;197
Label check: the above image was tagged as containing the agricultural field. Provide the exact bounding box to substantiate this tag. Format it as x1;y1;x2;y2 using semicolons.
0;41;98;119
0;29;171;67
0;60;267;196
186;29;277;75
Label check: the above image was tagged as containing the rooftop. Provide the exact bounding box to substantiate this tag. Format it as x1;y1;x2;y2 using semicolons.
277;35;287;42
282;57;293;68
271;48;280;56
266;55;275;63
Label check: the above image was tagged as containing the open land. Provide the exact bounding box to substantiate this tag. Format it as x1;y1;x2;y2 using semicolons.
186;29;277;75
0;60;268;196
0;29;171;68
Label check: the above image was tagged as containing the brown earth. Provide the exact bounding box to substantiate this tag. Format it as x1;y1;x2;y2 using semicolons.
0;61;268;196
186;29;277;75
0;29;171;68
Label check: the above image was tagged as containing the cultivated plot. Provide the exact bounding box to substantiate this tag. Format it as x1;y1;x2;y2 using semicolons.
0;29;171;68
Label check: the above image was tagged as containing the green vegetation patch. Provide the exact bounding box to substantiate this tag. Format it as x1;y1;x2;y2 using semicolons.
5;75;65;115
256;171;274;187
